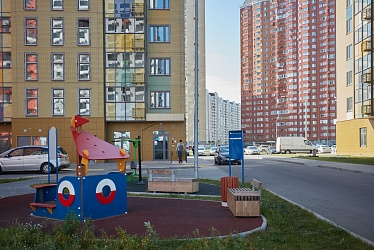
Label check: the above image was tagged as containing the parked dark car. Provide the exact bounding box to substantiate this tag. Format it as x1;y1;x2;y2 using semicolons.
214;145;241;165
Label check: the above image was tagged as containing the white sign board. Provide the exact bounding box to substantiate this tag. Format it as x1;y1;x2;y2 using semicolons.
49;127;57;166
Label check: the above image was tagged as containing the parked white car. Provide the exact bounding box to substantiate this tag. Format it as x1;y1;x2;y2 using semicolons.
245;146;260;155
198;146;206;156
209;147;217;156
0;145;70;174
317;145;332;154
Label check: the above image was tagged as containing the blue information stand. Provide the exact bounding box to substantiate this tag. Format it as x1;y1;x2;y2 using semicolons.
229;130;245;184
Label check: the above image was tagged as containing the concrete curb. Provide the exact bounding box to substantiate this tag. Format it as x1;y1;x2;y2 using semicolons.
266;189;374;246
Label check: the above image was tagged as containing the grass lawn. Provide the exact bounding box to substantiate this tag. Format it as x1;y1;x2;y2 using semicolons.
0;177;32;184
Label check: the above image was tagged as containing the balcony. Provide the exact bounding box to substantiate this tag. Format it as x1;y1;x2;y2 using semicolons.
361;104;371;115
131;72;144;83
361;72;371;83
362;8;371;21
132;108;145;118
361;40;371;52
131;3;144;16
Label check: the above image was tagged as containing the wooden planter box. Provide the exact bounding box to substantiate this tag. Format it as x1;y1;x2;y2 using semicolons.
147;169;199;193
227;188;260;217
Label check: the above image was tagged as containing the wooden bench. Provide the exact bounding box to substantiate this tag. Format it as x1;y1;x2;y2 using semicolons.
30;183;57;215
227;178;262;217
147;169;199;194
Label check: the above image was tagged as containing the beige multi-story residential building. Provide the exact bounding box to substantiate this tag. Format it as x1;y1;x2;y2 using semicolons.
0;0;186;162
185;0;207;147
336;1;373;155
240;0;336;146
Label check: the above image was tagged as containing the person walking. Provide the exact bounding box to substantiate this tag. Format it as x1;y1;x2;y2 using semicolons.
176;140;184;164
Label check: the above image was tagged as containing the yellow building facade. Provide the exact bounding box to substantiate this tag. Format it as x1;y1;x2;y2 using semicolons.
336;1;373;156
0;0;186;162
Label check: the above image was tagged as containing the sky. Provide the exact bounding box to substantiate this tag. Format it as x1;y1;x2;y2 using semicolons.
205;0;244;103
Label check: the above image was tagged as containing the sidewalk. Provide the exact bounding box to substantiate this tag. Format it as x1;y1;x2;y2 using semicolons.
0;157;227;199
1;155;373;199
270;155;374;175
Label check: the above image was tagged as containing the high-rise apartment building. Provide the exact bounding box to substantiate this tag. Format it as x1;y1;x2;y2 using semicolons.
0;0;186;162
240;0;336;145
336;1;373;155
206;92;241;146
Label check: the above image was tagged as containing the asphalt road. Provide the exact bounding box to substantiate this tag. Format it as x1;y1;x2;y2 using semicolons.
223;155;374;244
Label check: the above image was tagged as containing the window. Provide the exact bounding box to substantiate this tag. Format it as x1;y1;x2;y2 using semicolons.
25;53;38;80
346;18;352;33
52;89;64;115
78;19;90;45
52;53;64;80
24;0;37;10
32;137;47;145
347;71;352;86
25;18;37;45
79;89;90;116
105;18;124;33
78;53;90;80
149;0;169;9
150;91;170;109
346;44;352;60
0;17;11;33
360;127;367;147
51;18;63;45
51;0;63;10
150;58;170;75
106;53;125;68
149;25;170;42
26;89;38;116
0;87;12;104
114;131;131;152
347;97;353;112
106;86;145;103
77;0;89;10
0;52;11;68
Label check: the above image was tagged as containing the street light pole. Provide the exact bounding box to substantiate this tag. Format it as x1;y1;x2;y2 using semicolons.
327;119;329;146
193;0;199;179
304;100;307;138
275;114;279;140
275;115;278;138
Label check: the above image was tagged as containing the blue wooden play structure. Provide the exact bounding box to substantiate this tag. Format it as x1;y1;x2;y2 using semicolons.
30;173;127;220
30;116;130;220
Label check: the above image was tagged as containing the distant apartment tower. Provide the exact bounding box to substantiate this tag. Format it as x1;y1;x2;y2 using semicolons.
206;92;241;145
185;0;207;146
0;0;186;162
240;0;336;145
336;1;373;155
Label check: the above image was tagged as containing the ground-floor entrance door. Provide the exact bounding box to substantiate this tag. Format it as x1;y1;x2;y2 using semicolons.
153;131;169;160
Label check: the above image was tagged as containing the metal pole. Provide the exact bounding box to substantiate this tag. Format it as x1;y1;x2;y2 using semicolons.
275;116;278;138
137;135;143;184
193;0;199;179
304;101;307;138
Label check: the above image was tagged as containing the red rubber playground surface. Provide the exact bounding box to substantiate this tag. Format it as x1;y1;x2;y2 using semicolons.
0;194;264;239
